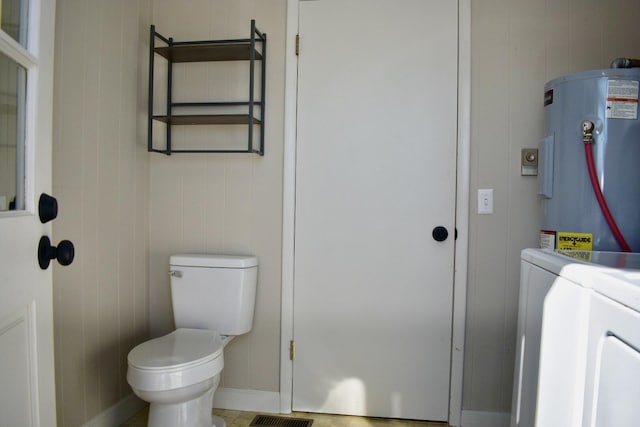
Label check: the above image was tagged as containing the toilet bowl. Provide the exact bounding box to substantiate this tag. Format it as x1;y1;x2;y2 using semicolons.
127;329;232;427
127;254;258;427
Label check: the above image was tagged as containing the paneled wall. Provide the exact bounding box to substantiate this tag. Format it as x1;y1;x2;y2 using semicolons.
465;0;640;413
148;0;286;391
52;0;151;425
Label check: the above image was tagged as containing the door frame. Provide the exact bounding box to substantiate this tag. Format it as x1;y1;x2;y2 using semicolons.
279;1;471;425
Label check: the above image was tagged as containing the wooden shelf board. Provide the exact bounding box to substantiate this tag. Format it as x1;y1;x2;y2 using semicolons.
154;42;263;62
153;114;261;125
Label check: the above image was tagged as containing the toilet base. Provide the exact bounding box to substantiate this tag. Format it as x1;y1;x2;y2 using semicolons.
212;414;226;427
145;378;220;427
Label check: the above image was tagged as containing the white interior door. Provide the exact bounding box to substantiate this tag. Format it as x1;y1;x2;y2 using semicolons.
0;0;57;425
292;0;458;421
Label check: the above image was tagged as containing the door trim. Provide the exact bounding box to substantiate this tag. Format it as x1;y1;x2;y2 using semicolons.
279;1;471;425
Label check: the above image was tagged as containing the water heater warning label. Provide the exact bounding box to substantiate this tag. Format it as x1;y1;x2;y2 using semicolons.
606;80;639;119
540;230;556;250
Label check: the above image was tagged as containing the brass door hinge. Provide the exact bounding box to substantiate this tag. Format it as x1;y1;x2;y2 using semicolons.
290;340;295;360
295;34;300;56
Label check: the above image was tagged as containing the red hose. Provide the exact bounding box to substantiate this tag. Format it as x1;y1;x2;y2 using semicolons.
584;143;632;252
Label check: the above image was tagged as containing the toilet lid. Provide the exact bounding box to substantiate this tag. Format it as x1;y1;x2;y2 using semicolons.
128;328;223;370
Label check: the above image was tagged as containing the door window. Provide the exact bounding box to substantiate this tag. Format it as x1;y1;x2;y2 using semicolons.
0;0;32;213
0;51;26;211
1;0;28;46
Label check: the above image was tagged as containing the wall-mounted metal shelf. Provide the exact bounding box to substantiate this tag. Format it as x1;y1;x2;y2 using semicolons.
148;20;266;155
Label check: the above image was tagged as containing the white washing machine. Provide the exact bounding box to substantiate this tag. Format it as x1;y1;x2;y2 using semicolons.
511;248;640;427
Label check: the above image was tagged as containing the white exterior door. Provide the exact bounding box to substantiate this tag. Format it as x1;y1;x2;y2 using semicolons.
292;0;458;421
0;0;57;425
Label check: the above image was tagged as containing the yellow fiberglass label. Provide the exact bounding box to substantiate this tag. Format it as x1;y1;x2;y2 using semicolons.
557;232;593;251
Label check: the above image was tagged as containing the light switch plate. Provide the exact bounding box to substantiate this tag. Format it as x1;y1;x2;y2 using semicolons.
478;189;493;214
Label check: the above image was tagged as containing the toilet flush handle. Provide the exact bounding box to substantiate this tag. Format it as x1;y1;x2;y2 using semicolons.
169;270;182;278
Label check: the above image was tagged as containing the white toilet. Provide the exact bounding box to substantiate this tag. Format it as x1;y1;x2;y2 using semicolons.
127;254;258;427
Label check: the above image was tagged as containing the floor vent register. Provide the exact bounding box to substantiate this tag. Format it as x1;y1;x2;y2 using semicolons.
249;415;314;427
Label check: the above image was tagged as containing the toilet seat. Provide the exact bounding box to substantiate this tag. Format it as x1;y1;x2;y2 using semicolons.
127;328;224;392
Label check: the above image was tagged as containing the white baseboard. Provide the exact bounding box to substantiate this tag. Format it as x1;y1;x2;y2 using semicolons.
82;393;147;427
214;387;281;414
81;388;279;426
460;410;510;427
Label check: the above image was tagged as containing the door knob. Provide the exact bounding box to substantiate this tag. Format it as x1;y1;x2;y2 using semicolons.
38;236;75;269
38;193;58;224
432;226;449;242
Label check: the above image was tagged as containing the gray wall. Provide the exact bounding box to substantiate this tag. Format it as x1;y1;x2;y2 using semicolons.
52;1;151;425
147;0;286;391
465;0;640;412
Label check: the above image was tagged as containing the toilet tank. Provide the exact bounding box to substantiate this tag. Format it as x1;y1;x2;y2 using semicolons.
169;254;258;335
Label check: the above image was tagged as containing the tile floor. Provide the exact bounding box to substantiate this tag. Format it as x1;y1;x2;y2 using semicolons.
120;407;449;427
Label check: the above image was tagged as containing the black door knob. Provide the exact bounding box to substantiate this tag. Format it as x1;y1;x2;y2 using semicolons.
38;236;75;269
432;226;449;242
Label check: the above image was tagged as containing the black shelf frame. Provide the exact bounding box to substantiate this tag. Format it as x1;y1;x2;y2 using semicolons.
148;20;266;155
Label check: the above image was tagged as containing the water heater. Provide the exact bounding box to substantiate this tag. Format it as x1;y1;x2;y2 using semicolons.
540;68;640;252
